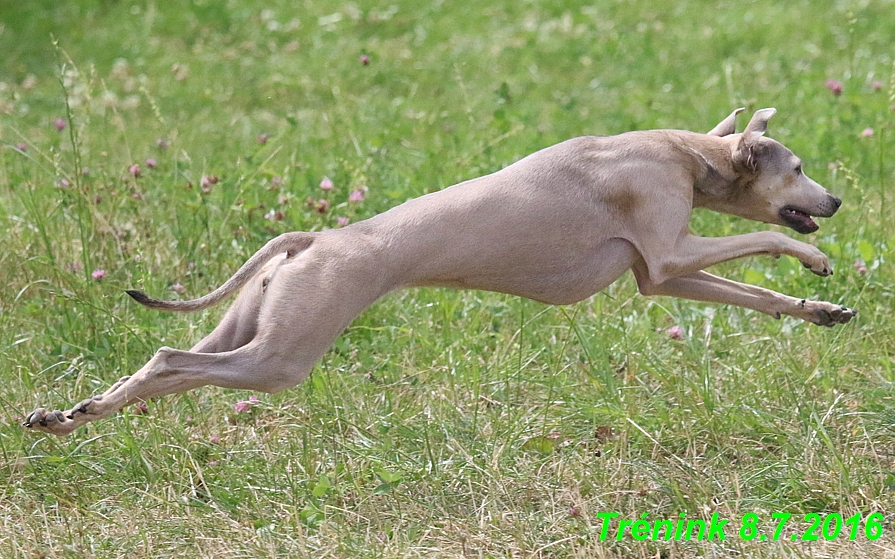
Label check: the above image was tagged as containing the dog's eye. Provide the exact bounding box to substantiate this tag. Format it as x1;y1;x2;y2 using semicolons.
795;164;802;175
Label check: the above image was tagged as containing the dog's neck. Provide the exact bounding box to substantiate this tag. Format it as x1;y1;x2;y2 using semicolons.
667;131;750;212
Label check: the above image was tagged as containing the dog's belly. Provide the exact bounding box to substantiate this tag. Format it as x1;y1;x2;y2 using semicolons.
413;237;638;305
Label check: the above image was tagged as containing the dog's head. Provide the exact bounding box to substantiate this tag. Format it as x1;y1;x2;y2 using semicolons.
707;108;841;234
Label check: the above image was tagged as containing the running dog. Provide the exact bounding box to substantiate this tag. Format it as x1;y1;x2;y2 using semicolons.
24;108;855;435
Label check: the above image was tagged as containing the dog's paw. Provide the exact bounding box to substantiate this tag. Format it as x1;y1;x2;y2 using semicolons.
800;300;856;327
23;392;110;437
23;407;81;437
801;258;832;277
819;305;856;326
792;243;833;276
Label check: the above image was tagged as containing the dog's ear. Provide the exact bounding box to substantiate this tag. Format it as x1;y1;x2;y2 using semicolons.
707;107;745;137
733;108;776;171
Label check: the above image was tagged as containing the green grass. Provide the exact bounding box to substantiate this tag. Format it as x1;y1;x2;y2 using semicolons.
1;0;894;557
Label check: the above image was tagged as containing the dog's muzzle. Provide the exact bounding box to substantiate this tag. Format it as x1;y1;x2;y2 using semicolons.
779;195;841;234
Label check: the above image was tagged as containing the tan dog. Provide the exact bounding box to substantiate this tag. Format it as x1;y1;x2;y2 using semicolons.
25;108;855;436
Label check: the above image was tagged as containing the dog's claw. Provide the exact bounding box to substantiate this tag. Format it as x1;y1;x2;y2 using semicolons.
25;409;44;427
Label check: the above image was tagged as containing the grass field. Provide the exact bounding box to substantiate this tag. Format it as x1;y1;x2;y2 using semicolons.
1;0;894;557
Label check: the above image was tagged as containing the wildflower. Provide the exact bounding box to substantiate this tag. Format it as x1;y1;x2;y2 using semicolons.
57;178;70;188
854;260;867;275
249;396;259;404
872;80;884;91
209;435;221;443
271;176;284;187
861;127;874;138
54;118;67;131
234;400;250;413
257;133;269;144
667;325;684;340
569;508;582;517
320;176;334;191
133;402;148;415
129;163;141;177
171;283;186;294
337;216;350;227
360;54;370;65
145;158;157;169
156;138;169;150
348;188;366;202
264;209;285;221
315;199;330;213
825;79;843;96
201;175;219;188
15;143;26;152
92;269;106;281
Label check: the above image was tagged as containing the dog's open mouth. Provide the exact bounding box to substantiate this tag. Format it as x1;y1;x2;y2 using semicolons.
780;206;819;234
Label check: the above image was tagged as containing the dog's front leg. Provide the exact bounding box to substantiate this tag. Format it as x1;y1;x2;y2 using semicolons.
633;266;855;326
637;231;832;286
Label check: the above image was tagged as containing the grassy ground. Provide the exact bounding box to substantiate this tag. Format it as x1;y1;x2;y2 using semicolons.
1;0;894;557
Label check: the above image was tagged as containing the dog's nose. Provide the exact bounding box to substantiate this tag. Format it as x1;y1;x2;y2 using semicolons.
832;196;842;209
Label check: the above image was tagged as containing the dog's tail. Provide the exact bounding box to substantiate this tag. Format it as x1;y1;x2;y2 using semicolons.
126;232;314;313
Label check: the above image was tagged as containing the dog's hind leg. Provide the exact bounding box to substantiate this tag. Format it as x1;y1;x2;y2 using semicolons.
24;237;391;436
190;253;289;354
22;342;314;436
